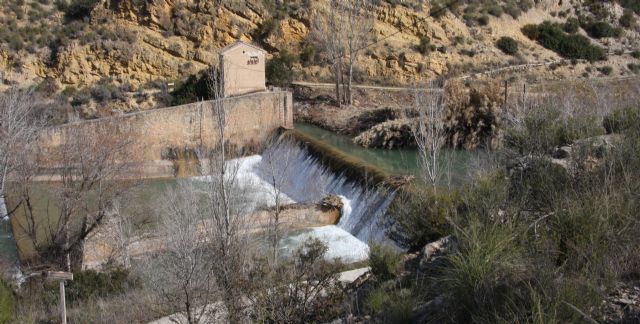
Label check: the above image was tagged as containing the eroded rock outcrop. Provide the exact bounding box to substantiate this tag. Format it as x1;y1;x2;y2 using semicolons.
353;119;415;149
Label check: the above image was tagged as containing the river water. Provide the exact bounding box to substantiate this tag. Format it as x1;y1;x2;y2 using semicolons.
0;196;19;274
3;123;487;267
294;122;483;187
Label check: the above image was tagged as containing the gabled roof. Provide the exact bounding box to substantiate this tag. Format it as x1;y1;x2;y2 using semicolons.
219;41;266;55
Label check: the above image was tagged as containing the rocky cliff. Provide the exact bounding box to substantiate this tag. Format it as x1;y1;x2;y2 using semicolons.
1;0;639;108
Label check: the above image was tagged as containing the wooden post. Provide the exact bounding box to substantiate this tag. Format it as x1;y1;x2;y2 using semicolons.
59;281;67;324
45;271;73;324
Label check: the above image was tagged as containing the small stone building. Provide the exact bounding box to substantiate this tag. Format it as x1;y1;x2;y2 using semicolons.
219;41;267;97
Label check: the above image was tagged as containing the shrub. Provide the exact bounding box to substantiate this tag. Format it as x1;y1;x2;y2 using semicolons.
417;36;432;55
585;21;623;39
440;223;529;323
504;5;520;19
366;287;415;323
563;17;580;33
299;46;317;66
57;0;99;21
486;4;503;17
597;65;613;75
477;14;490;26
66;269;140;305
632;50;640;59
430;1;448;18
170;70;213;106
522;22;607;61
266;49;295;87
496;36;518;55
628;63;640;73
389;186;459;250
368;244;402;281
620;9;636;28
0;279;14;324
621;0;640;14
603;106;640;134
504;105;603;155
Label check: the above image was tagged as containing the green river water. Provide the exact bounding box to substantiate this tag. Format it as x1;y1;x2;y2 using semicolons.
294;122;483;186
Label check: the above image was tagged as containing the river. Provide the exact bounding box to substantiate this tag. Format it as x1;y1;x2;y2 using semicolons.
294;122;484;187
0;196;18;273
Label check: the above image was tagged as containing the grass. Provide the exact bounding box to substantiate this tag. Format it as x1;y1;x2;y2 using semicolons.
0;279;13;324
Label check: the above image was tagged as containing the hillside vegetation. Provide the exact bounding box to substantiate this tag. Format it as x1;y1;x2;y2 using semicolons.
1;0;640;119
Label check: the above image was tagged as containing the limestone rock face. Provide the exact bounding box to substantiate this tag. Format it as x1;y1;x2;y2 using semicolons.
353;119;415;149
265;18;309;52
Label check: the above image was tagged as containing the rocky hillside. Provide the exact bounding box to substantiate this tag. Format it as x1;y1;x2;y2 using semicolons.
2;0;640;116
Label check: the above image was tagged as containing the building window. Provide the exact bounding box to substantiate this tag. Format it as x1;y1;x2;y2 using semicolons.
248;56;259;65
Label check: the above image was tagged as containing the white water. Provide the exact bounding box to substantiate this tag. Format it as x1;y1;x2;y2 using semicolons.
192;155;294;213
0;196;7;221
280;225;370;263
255;138;397;243
190;138;397;261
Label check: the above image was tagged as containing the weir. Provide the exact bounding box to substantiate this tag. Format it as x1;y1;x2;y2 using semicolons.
252;131;398;243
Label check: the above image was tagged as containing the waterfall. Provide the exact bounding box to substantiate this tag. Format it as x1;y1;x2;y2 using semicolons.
0;195;7;221
254;136;397;243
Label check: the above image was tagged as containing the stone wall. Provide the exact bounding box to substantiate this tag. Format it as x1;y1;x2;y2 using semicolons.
40;91;293;177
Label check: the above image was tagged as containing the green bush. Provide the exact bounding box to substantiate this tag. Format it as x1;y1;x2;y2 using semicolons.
0;280;14;324
620;0;640;15
603;106;640;134
66;269;140;304
368;244;402;281
628;63;640;73
496;36;518;55
389;186;459;250
620;9;637;28
441;223;529;323
486;4;503;17
299;46;317;66
597;65;613;75
266;49;295;87
170;70;216;106
56;0;99;21
417;36;432;55
522;22;607;61
366;287;415;323
585;21;623;39
563;17;580;33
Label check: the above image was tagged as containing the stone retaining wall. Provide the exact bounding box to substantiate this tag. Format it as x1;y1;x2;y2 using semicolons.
40;91;293;177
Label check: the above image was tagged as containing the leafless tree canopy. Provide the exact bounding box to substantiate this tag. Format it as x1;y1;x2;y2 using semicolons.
13;121;135;271
313;0;374;107
0;87;43;219
411;87;447;187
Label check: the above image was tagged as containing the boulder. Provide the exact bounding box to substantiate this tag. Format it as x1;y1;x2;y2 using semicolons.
418;235;458;272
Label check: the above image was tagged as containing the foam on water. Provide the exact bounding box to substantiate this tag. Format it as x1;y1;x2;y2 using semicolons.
280;225;370;263
255;138;397;243
192;155;294;212
190;138;398;261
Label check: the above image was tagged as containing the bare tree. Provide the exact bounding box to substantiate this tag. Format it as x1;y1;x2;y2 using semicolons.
148;181;217;324
260;136;296;264
313;0;346;107
0;88;42;220
199;65;250;323
343;0;374;106
411;87;447;188
13;122;134;271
